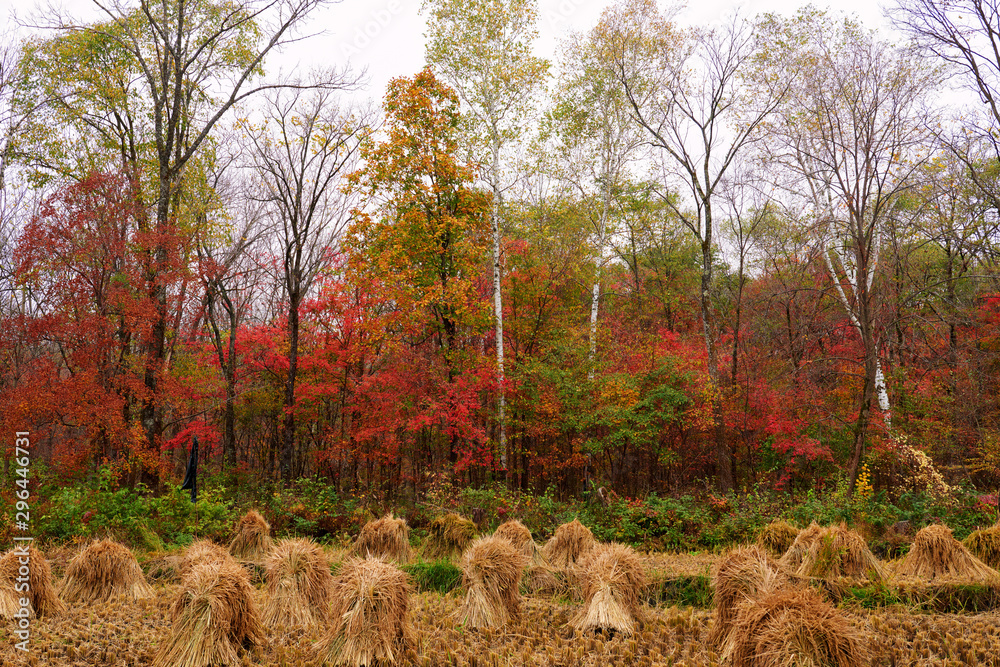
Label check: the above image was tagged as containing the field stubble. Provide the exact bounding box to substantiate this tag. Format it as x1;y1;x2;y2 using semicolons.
3;553;1000;665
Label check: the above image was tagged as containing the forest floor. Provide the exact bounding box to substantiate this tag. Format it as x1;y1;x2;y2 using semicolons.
1;548;1000;666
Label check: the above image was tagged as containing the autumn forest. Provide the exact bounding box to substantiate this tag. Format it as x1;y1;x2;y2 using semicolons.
2;0;1000;511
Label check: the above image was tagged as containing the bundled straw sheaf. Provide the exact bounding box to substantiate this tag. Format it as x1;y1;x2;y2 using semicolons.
0;546;65;618
425;513;477;561
964;523;1000;570
153;560;264;667
709;544;788;648
756;520;800;557
181;540;236;576
571;543;646;637
60;540;154;604
896;524;1000;582
494;520;534;555
459;536;529;629
229;510;272;563
263;538;334;628
353;514;412;563
542;519;596;568
494;520;558;594
317;556;413;666
721;587;867;667
778;522;824;571
789;524;886;581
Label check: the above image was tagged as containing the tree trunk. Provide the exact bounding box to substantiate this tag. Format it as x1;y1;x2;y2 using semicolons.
282;287;300;481
700;225;733;492
491;142;507;482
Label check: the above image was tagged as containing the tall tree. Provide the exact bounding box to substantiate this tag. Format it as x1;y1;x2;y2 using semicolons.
242;88;365;481
346;67;491;470
551;19;645;380
423;0;549;476
603;0;786;490
19;0;353;481
758;9;938;494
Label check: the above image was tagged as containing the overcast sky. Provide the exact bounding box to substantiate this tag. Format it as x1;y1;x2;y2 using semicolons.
2;0;896;105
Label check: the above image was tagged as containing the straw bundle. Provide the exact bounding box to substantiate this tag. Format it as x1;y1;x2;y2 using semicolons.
571;543;646;637
0;546;65;617
425;513;477;561
791;524;886;581
542;519;596;568
708;544;788;648
964;524;1000;570
262;538;334;628
458;536;529;629
896;524;1000;581
229;510;272;563
756;520;800;557
317;556;413;666
352;514;412;563
721;587;867;667
494;520;534;554
494;520;557;594
153;560;264;667
60;540;154;604
778;522;824;570
182;540;234;569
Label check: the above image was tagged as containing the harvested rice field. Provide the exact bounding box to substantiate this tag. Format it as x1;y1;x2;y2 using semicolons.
4;551;1000;666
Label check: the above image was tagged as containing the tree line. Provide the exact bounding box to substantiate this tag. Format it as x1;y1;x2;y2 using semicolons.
2;0;1000;501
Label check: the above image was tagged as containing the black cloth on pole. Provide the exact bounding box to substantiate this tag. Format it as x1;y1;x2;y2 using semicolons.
180;436;198;502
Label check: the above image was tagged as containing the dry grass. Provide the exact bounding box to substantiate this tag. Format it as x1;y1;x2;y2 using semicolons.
425;513;477;561
228;509;272;564
708;544;788;648
459;536;529;629
756;520;800;557
0;546;65;618
791;524;887;581
542;519;596;569
722;586;867;667
317;556;413;666
262;537;333;629
60;540;154;604
153;560;264;667
572;543;647;637
352;514;412;563
964;523;1000;570
895;524;1000;582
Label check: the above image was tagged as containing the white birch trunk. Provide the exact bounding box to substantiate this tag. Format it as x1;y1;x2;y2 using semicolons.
588;184;612;382
824;242;892;430
491;141;506;470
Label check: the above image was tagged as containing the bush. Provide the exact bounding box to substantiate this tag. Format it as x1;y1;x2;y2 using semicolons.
33;465;236;549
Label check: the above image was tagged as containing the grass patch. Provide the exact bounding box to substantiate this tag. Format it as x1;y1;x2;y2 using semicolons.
843;582;904;609
643;573;713;608
402;560;462;594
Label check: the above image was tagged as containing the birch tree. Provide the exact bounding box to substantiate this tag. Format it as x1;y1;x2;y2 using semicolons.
758;9;938;494
551;21;645;380
423;0;549;476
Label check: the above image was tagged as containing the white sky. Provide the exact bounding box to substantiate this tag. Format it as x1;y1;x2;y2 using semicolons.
1;0;896;105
